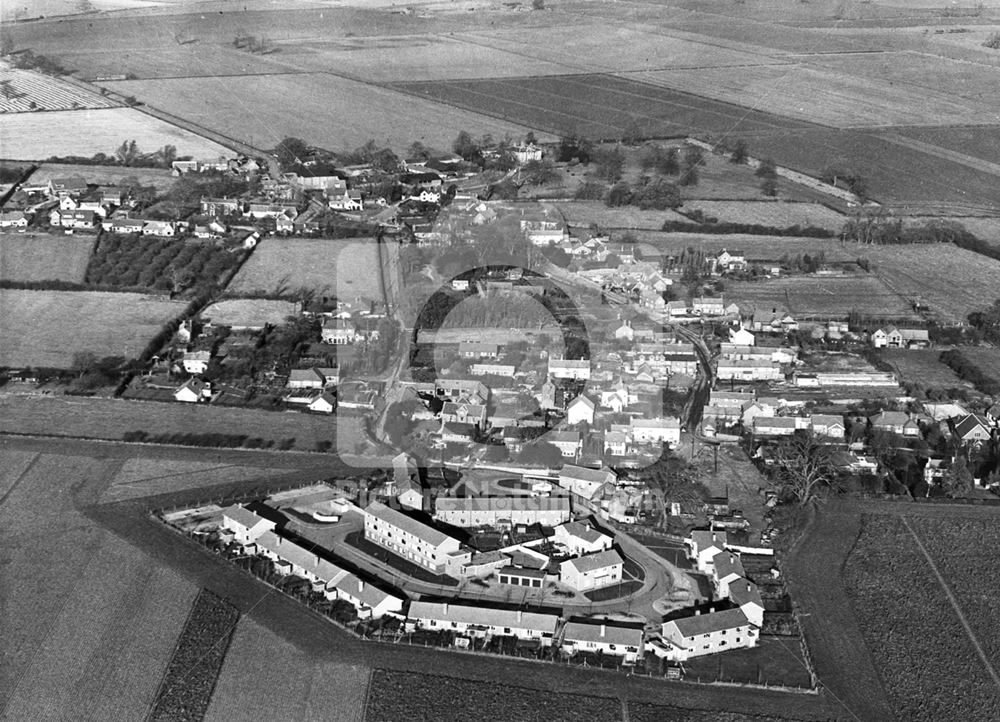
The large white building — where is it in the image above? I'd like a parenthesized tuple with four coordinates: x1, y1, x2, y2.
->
(363, 501, 463, 574)
(407, 601, 559, 645)
(629, 417, 681, 446)
(559, 549, 624, 591)
(433, 495, 570, 528)
(661, 608, 757, 661)
(221, 504, 276, 545)
(553, 521, 613, 556)
(548, 358, 591, 380)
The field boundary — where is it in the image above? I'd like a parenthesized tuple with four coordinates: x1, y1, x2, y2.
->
(901, 515, 1000, 690)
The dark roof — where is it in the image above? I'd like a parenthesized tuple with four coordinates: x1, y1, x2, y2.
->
(244, 500, 288, 528)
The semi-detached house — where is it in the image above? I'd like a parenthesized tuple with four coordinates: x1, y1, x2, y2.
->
(407, 601, 559, 645)
(561, 620, 643, 661)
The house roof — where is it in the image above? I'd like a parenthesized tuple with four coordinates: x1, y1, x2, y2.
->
(690, 530, 727, 554)
(549, 358, 590, 370)
(562, 549, 623, 574)
(667, 608, 751, 638)
(711, 551, 745, 580)
(364, 501, 455, 548)
(557, 521, 609, 545)
(548, 430, 581, 444)
(954, 413, 990, 438)
(408, 601, 559, 633)
(559, 465, 615, 484)
(729, 578, 764, 609)
(435, 496, 570, 513)
(870, 411, 909, 426)
(630, 417, 681, 429)
(334, 571, 400, 609)
(176, 378, 206, 395)
(753, 416, 798, 429)
(810, 414, 845, 428)
(563, 620, 643, 647)
(567, 395, 596, 411)
(498, 565, 546, 579)
(255, 531, 348, 585)
(289, 368, 322, 382)
(221, 504, 271, 530)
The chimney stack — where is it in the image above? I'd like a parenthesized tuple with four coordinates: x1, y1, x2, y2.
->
(517, 610, 523, 623)
(357, 579, 364, 592)
(600, 624, 606, 638)
(443, 602, 449, 615)
(695, 609, 701, 616)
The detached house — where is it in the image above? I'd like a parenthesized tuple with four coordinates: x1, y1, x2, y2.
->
(548, 430, 582, 458)
(565, 394, 596, 425)
(181, 350, 212, 375)
(0, 210, 29, 229)
(869, 411, 920, 437)
(953, 414, 992, 445)
(548, 358, 591, 381)
(661, 608, 757, 661)
(221, 504, 276, 545)
(553, 521, 613, 556)
(560, 549, 623, 591)
(322, 318, 356, 345)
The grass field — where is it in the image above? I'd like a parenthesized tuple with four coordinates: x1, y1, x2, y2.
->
(844, 513, 1000, 721)
(891, 125, 1000, 167)
(201, 298, 299, 328)
(0, 107, 231, 161)
(858, 243, 1000, 323)
(0, 449, 200, 719)
(205, 617, 369, 722)
(0, 395, 360, 452)
(102, 457, 289, 503)
(951, 347, 1000, 385)
(0, 234, 95, 283)
(725, 273, 916, 319)
(679, 201, 845, 231)
(636, 232, 852, 262)
(879, 349, 965, 390)
(0, 64, 120, 112)
(0, 289, 185, 368)
(555, 201, 689, 230)
(101, 73, 554, 153)
(31, 162, 177, 190)
(226, 237, 382, 300)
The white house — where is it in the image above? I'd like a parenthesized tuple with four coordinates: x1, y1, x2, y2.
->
(558, 465, 616, 500)
(561, 621, 644, 661)
(407, 601, 559, 645)
(661, 608, 757, 661)
(710, 551, 745, 598)
(553, 521, 613, 556)
(729, 578, 766, 626)
(717, 359, 783, 382)
(810, 414, 846, 439)
(559, 549, 624, 591)
(363, 501, 462, 574)
(181, 350, 212, 375)
(307, 391, 337, 414)
(603, 430, 628, 457)
(566, 395, 596, 426)
(547, 431, 582, 458)
(329, 571, 404, 619)
(220, 504, 276, 545)
(729, 326, 755, 346)
(433, 495, 570, 528)
(173, 378, 208, 403)
(548, 358, 591, 381)
(322, 318, 356, 345)
(688, 530, 728, 574)
(629, 417, 681, 446)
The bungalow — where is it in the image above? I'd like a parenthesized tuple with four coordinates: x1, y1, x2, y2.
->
(711, 390, 755, 410)
(459, 342, 499, 359)
(953, 413, 992, 445)
(193, 220, 227, 239)
(469, 363, 516, 377)
(716, 359, 782, 382)
(810, 414, 846, 439)
(173, 377, 209, 403)
(247, 201, 299, 219)
(728, 326, 755, 346)
(48, 176, 88, 198)
(363, 500, 462, 574)
(715, 249, 746, 271)
(548, 430, 582, 458)
(288, 368, 326, 390)
(565, 394, 596, 425)
(440, 422, 476, 444)
(661, 609, 757, 661)
(561, 620, 644, 661)
(869, 411, 920, 437)
(142, 220, 175, 237)
(553, 521, 613, 556)
(629, 417, 681, 446)
(560, 549, 624, 591)
(108, 218, 145, 234)
(873, 327, 931, 349)
(752, 416, 802, 437)
(548, 358, 591, 381)
(513, 143, 544, 164)
(330, 572, 404, 619)
(307, 390, 337, 414)
(220, 504, 276, 545)
(440, 402, 487, 428)
(329, 189, 365, 211)
(407, 601, 559, 645)
(49, 209, 97, 229)
(665, 300, 689, 318)
(0, 210, 29, 229)
(181, 350, 212, 375)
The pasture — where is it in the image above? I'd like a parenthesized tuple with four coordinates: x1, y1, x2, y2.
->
(952, 347, 1000, 386)
(205, 617, 369, 722)
(636, 232, 852, 262)
(0, 64, 119, 112)
(725, 273, 916, 319)
(102, 457, 289, 503)
(101, 74, 553, 153)
(32, 162, 177, 190)
(0, 233, 94, 283)
(0, 290, 185, 368)
(0, 449, 199, 720)
(0, 108, 231, 161)
(859, 243, 1000, 323)
(201, 298, 299, 328)
(891, 125, 1000, 167)
(226, 238, 381, 300)
(554, 201, 689, 231)
(879, 349, 965, 390)
(679, 200, 846, 231)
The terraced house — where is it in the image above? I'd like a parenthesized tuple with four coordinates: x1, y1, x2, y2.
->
(363, 501, 463, 574)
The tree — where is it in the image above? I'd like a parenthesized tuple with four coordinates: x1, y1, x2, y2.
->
(115, 139, 140, 166)
(275, 137, 310, 168)
(770, 432, 839, 506)
(634, 178, 681, 210)
(594, 146, 625, 183)
(156, 144, 177, 168)
(452, 131, 481, 162)
(679, 146, 703, 186)
(658, 147, 679, 175)
(760, 176, 778, 197)
(407, 141, 431, 161)
(942, 455, 973, 498)
(755, 157, 777, 178)
(729, 139, 748, 164)
(605, 181, 633, 207)
(371, 147, 401, 174)
(521, 158, 560, 186)
(518, 441, 564, 467)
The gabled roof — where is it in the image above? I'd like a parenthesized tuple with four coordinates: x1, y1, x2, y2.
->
(667, 608, 751, 638)
(408, 601, 558, 633)
(255, 531, 348, 585)
(870, 410, 909, 426)
(436, 496, 569, 513)
(563, 620, 643, 647)
(334, 571, 400, 609)
(364, 501, 455, 547)
(729, 578, 764, 609)
(690, 530, 727, 554)
(954, 413, 991, 438)
(562, 549, 623, 574)
(567, 394, 595, 411)
(557, 521, 609, 545)
(221, 504, 271, 530)
(559, 465, 614, 484)
(711, 551, 745, 580)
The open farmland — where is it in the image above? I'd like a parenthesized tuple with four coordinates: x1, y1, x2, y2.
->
(102, 457, 289, 503)
(554, 201, 688, 231)
(636, 232, 852, 263)
(0, 290, 185, 368)
(205, 617, 368, 722)
(0, 108, 230, 161)
(890, 125, 1000, 167)
(31, 162, 176, 190)
(844, 514, 1000, 721)
(951, 347, 1000, 386)
(201, 298, 298, 328)
(725, 273, 916, 319)
(679, 201, 845, 232)
(858, 243, 1000, 323)
(226, 238, 381, 300)
(0, 234, 95, 283)
(0, 64, 120, 112)
(879, 349, 965, 390)
(0, 395, 359, 452)
(100, 74, 554, 153)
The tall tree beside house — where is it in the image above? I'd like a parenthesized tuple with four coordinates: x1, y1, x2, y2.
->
(407, 141, 431, 161)
(275, 137, 311, 168)
(942, 455, 973, 498)
(452, 131, 481, 163)
(115, 139, 140, 166)
(156, 144, 177, 168)
(770, 432, 839, 506)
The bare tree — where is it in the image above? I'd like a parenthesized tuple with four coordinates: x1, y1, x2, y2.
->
(771, 432, 839, 506)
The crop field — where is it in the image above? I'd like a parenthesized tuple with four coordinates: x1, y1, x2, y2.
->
(0, 64, 120, 112)
(388, 74, 812, 142)
(201, 298, 299, 328)
(101, 74, 553, 153)
(858, 243, 1000, 323)
(0, 107, 231, 161)
(679, 201, 846, 232)
(0, 289, 185, 368)
(366, 669, 624, 722)
(0, 395, 360, 452)
(879, 349, 965, 390)
(31, 161, 177, 190)
(0, 234, 94, 283)
(632, 63, 992, 128)
(844, 514, 1000, 721)
(102, 457, 289, 503)
(890, 125, 1000, 167)
(205, 617, 369, 722)
(226, 238, 381, 300)
(636, 232, 851, 262)
(724, 274, 916, 319)
(555, 201, 689, 230)
(0, 448, 200, 720)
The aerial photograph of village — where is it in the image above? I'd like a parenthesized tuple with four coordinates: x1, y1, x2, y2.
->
(3, 0, 1000, 720)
